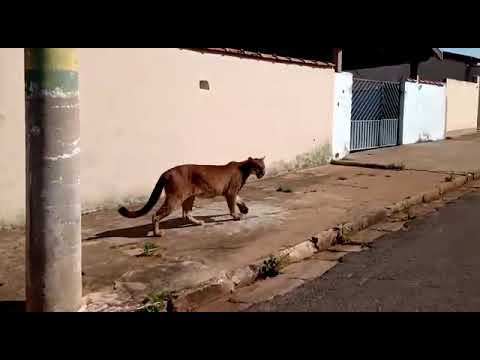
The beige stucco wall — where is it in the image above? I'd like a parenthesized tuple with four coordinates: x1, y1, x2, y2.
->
(0, 48, 335, 227)
(446, 78, 479, 133)
(0, 48, 25, 227)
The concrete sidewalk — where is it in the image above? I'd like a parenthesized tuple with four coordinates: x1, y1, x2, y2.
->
(342, 132, 480, 174)
(1, 133, 480, 311)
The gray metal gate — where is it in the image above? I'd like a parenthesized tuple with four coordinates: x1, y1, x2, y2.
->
(350, 78, 401, 151)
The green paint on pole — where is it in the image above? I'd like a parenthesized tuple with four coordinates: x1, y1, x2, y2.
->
(25, 70, 79, 96)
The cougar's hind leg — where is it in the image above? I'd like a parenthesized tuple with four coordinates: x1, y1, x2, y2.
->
(182, 196, 204, 226)
(182, 196, 195, 218)
(152, 195, 181, 236)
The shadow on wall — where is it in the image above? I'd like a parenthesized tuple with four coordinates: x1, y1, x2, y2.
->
(267, 143, 332, 177)
(0, 215, 24, 231)
(416, 133, 433, 143)
(333, 144, 350, 160)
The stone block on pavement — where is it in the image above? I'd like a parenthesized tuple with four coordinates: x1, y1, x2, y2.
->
(348, 228, 386, 244)
(408, 205, 437, 219)
(438, 181, 457, 195)
(443, 191, 464, 203)
(347, 208, 387, 233)
(172, 278, 235, 312)
(279, 240, 317, 265)
(329, 244, 365, 253)
(122, 248, 145, 257)
(314, 251, 348, 261)
(423, 189, 441, 203)
(311, 229, 338, 251)
(366, 208, 388, 226)
(371, 221, 407, 232)
(195, 298, 251, 312)
(453, 177, 467, 188)
(113, 281, 147, 296)
(389, 211, 409, 221)
(404, 194, 425, 208)
(430, 200, 446, 210)
(230, 276, 304, 305)
(227, 265, 258, 288)
(282, 259, 338, 281)
(386, 195, 422, 215)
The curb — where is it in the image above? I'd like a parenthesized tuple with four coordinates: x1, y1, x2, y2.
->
(330, 159, 405, 170)
(167, 172, 477, 312)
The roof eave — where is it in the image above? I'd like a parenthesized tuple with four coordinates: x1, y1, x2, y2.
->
(432, 48, 443, 60)
(183, 48, 335, 68)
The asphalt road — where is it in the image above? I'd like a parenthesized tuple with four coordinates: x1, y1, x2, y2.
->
(247, 191, 480, 312)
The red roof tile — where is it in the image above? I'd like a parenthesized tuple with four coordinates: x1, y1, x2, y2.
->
(183, 48, 334, 68)
(406, 78, 445, 86)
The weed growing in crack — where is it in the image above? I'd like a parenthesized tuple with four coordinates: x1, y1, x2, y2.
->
(136, 291, 173, 312)
(335, 224, 351, 244)
(385, 162, 405, 170)
(142, 241, 157, 257)
(445, 173, 455, 182)
(258, 256, 281, 280)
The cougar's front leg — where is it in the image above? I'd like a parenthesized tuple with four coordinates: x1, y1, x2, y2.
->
(182, 196, 204, 226)
(236, 196, 249, 215)
(226, 194, 242, 221)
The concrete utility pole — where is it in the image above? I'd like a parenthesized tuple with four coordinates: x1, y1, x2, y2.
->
(333, 48, 343, 73)
(25, 49, 82, 312)
(477, 76, 480, 131)
(410, 60, 419, 80)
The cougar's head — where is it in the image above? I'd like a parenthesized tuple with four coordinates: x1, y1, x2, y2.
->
(248, 156, 266, 179)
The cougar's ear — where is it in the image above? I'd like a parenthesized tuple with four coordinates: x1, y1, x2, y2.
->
(248, 157, 253, 161)
(261, 156, 266, 161)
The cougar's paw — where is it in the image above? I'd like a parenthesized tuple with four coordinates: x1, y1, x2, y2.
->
(231, 214, 243, 221)
(238, 203, 249, 215)
(191, 219, 205, 226)
(152, 229, 165, 237)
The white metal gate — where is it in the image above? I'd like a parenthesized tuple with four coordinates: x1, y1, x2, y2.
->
(350, 78, 401, 151)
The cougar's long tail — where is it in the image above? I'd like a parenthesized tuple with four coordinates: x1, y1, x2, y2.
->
(118, 175, 167, 218)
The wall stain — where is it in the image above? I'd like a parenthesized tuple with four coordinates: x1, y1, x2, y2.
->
(268, 143, 332, 177)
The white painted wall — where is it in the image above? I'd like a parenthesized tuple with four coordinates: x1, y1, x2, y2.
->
(445, 78, 479, 133)
(401, 81, 446, 145)
(331, 72, 353, 159)
(0, 49, 25, 227)
(0, 48, 335, 227)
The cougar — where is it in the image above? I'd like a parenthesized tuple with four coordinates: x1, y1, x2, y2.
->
(118, 157, 266, 236)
